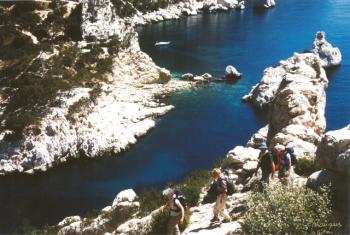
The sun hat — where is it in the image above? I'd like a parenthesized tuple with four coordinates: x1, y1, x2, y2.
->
(258, 143, 268, 150)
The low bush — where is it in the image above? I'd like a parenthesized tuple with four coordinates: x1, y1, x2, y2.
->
(242, 184, 341, 235)
(138, 188, 165, 217)
(295, 157, 321, 177)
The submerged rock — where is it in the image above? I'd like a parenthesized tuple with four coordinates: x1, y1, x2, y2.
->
(312, 31, 342, 68)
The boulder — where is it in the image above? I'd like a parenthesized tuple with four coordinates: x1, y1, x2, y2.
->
(312, 31, 342, 68)
(201, 73, 213, 80)
(306, 170, 337, 191)
(217, 0, 239, 8)
(246, 125, 268, 148)
(112, 189, 137, 207)
(315, 125, 350, 173)
(254, 0, 276, 8)
(222, 146, 260, 168)
(224, 65, 242, 81)
(181, 73, 194, 81)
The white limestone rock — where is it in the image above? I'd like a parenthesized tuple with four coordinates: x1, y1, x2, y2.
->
(58, 216, 81, 227)
(222, 146, 260, 168)
(244, 52, 328, 158)
(112, 189, 137, 207)
(225, 65, 242, 80)
(181, 73, 194, 81)
(312, 31, 342, 68)
(254, 0, 276, 8)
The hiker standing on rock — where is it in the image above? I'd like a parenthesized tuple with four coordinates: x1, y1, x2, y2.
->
(211, 168, 231, 223)
(161, 188, 185, 235)
(255, 143, 275, 184)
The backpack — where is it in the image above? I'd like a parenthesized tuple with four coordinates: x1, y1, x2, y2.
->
(174, 190, 187, 210)
(286, 147, 297, 166)
(225, 177, 235, 196)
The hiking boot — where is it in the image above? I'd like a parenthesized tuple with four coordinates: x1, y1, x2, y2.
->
(210, 216, 219, 222)
(222, 218, 231, 223)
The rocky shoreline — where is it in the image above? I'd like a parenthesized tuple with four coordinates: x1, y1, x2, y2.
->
(0, 0, 285, 175)
(54, 37, 348, 234)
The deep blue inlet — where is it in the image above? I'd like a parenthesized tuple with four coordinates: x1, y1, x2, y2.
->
(1, 0, 349, 232)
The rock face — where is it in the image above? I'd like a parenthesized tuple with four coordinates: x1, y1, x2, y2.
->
(312, 31, 342, 68)
(243, 53, 328, 158)
(57, 189, 140, 235)
(315, 125, 350, 174)
(267, 53, 328, 158)
(81, 0, 129, 41)
(254, 0, 276, 8)
(307, 125, 350, 232)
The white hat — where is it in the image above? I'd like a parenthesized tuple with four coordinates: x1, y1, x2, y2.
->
(274, 143, 285, 151)
(162, 188, 174, 196)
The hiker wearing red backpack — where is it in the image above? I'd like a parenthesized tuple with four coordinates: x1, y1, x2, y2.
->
(273, 143, 291, 184)
(211, 168, 231, 223)
(161, 188, 185, 235)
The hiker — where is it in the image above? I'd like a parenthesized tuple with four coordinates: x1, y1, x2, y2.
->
(255, 143, 275, 183)
(272, 143, 285, 178)
(278, 145, 291, 185)
(161, 188, 185, 235)
(211, 168, 231, 223)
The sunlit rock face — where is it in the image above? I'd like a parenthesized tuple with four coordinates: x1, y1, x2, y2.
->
(81, 0, 131, 41)
(243, 53, 328, 158)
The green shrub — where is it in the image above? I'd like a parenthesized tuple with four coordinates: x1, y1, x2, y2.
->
(178, 170, 211, 207)
(295, 157, 321, 177)
(242, 184, 341, 235)
(138, 188, 165, 217)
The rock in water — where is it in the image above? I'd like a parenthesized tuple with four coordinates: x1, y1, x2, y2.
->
(312, 31, 342, 68)
(225, 65, 242, 81)
(254, 0, 276, 8)
(181, 73, 194, 81)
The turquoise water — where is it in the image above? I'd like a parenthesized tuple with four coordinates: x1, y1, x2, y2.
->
(1, 0, 349, 232)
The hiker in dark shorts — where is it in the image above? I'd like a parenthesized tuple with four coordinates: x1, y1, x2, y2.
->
(161, 188, 185, 235)
(211, 168, 231, 223)
(255, 143, 275, 184)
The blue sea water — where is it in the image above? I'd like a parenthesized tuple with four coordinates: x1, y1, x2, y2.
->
(1, 0, 349, 232)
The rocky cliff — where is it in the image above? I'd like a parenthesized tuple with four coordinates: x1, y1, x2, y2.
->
(56, 51, 325, 235)
(0, 0, 194, 175)
(243, 52, 328, 158)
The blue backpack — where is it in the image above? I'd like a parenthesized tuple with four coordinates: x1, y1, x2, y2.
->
(174, 190, 187, 209)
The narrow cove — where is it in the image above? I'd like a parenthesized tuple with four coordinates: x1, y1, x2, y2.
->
(1, 0, 350, 232)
